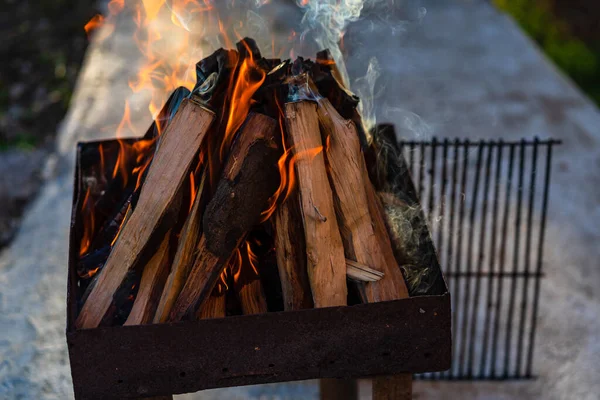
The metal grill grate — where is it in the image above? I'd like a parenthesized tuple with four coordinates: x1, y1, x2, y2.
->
(402, 138, 560, 380)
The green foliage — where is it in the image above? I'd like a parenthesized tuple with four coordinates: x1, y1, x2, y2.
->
(495, 0, 600, 105)
(0, 133, 38, 152)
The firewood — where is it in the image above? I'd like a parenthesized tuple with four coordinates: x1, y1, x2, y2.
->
(76, 98, 215, 329)
(153, 172, 208, 323)
(319, 379, 358, 400)
(284, 101, 347, 307)
(274, 195, 313, 311)
(167, 113, 280, 321)
(316, 98, 409, 302)
(237, 279, 268, 315)
(195, 288, 226, 320)
(124, 232, 171, 326)
(345, 259, 384, 282)
(234, 245, 268, 315)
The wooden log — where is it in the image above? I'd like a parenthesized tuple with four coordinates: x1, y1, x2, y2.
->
(168, 113, 280, 321)
(124, 232, 171, 326)
(76, 98, 215, 329)
(284, 101, 347, 307)
(195, 286, 226, 320)
(319, 378, 358, 400)
(373, 374, 412, 400)
(317, 99, 412, 397)
(345, 259, 384, 282)
(316, 98, 409, 302)
(274, 195, 314, 311)
(237, 278, 268, 315)
(234, 245, 268, 315)
(153, 172, 208, 323)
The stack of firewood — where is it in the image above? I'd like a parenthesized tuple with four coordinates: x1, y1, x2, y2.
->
(74, 38, 412, 330)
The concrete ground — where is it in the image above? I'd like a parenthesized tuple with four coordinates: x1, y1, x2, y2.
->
(1, 0, 599, 399)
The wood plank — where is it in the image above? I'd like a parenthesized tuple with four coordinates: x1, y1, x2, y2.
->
(154, 172, 207, 323)
(274, 195, 314, 311)
(124, 232, 171, 326)
(76, 98, 215, 329)
(284, 101, 347, 307)
(167, 113, 279, 321)
(317, 97, 409, 302)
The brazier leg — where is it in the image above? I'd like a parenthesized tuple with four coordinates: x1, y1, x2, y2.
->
(319, 378, 358, 400)
(372, 374, 412, 400)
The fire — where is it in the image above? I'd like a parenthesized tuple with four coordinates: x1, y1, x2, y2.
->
(79, 190, 96, 256)
(189, 172, 197, 212)
(84, 15, 105, 38)
(231, 240, 260, 285)
(261, 145, 323, 222)
(220, 42, 267, 160)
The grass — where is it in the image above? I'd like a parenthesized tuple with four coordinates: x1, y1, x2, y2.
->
(495, 0, 600, 105)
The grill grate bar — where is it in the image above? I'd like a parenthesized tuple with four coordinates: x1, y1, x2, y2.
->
(399, 138, 558, 380)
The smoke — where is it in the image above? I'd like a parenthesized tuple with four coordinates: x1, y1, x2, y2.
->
(353, 57, 381, 132)
(296, 0, 365, 87)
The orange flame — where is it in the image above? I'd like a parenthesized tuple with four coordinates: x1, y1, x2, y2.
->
(220, 43, 267, 160)
(188, 172, 196, 212)
(245, 240, 259, 275)
(231, 240, 261, 285)
(261, 145, 323, 222)
(84, 15, 105, 38)
(79, 189, 96, 256)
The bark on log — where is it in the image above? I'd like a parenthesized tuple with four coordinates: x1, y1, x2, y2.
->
(153, 172, 208, 323)
(76, 98, 215, 329)
(124, 232, 171, 326)
(284, 101, 347, 307)
(316, 98, 409, 302)
(168, 113, 280, 321)
(274, 195, 313, 311)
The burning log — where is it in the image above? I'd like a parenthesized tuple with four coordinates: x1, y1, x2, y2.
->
(317, 97, 408, 302)
(153, 172, 208, 323)
(233, 243, 268, 315)
(167, 112, 279, 321)
(124, 232, 171, 326)
(76, 98, 215, 329)
(284, 101, 347, 307)
(274, 196, 313, 311)
(195, 285, 227, 320)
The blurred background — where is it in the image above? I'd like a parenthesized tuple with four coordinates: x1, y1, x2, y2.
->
(1, 0, 600, 399)
(2, 0, 600, 249)
(1, 0, 599, 251)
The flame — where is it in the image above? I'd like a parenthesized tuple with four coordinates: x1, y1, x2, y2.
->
(261, 145, 323, 222)
(110, 203, 131, 247)
(80, 267, 100, 279)
(220, 42, 267, 160)
(108, 0, 125, 15)
(84, 15, 105, 38)
(245, 240, 259, 275)
(79, 189, 96, 256)
(188, 172, 196, 212)
(231, 240, 260, 286)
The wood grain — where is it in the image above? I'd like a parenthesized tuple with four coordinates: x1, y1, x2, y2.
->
(76, 99, 215, 329)
(124, 232, 171, 326)
(317, 97, 409, 302)
(285, 101, 347, 307)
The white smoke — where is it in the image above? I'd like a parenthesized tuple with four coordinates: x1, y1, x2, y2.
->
(296, 0, 366, 87)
